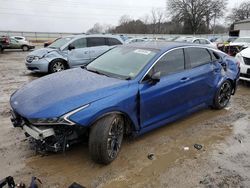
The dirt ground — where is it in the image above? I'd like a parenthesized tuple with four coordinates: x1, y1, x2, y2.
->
(0, 49, 250, 188)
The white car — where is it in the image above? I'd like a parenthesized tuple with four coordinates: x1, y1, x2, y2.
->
(235, 47, 250, 82)
(230, 37, 250, 48)
(175, 37, 217, 48)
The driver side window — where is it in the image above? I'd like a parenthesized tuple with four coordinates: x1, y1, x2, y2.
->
(149, 48, 185, 78)
(70, 38, 87, 49)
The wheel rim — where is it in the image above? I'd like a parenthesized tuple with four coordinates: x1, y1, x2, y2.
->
(23, 46, 28, 51)
(218, 82, 231, 107)
(107, 117, 123, 159)
(52, 62, 65, 72)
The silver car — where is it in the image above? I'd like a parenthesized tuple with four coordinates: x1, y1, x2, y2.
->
(25, 34, 124, 73)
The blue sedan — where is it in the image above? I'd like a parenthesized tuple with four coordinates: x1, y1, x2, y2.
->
(10, 42, 240, 164)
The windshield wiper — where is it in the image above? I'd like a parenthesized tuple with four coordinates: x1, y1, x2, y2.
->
(86, 68, 110, 77)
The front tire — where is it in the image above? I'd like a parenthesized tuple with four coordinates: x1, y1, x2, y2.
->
(213, 80, 232, 109)
(89, 115, 124, 164)
(49, 59, 67, 73)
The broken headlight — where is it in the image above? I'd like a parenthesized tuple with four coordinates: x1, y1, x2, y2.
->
(29, 104, 90, 126)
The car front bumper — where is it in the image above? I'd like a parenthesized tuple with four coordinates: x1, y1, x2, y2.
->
(25, 58, 49, 73)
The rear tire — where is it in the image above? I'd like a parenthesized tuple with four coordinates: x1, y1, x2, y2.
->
(48, 59, 67, 73)
(213, 80, 232, 109)
(89, 114, 124, 164)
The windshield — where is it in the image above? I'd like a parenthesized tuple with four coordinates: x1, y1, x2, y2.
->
(48, 37, 73, 49)
(233, 38, 250, 43)
(86, 47, 158, 79)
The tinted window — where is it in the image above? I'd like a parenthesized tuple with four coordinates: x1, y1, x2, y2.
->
(193, 39, 200, 44)
(151, 49, 185, 77)
(199, 39, 210, 44)
(87, 37, 105, 47)
(210, 51, 221, 61)
(187, 47, 211, 68)
(71, 38, 87, 49)
(107, 38, 122, 45)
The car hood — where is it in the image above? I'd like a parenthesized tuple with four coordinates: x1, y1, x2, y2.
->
(239, 47, 250, 58)
(10, 68, 127, 119)
(28, 47, 58, 58)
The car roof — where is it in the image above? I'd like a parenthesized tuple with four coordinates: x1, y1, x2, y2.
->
(122, 41, 206, 51)
(64, 34, 122, 39)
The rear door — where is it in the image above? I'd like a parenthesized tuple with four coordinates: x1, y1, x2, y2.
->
(183, 47, 217, 106)
(67, 38, 90, 67)
(139, 48, 193, 128)
(87, 37, 111, 60)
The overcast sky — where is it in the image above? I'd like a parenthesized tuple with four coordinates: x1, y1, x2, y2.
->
(0, 0, 248, 33)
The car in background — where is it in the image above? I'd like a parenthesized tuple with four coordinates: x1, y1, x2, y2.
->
(1, 36, 34, 52)
(125, 38, 147, 43)
(175, 37, 217, 48)
(25, 34, 124, 73)
(229, 37, 250, 48)
(10, 42, 240, 164)
(213, 36, 238, 48)
(0, 36, 10, 52)
(11, 36, 27, 42)
(235, 47, 250, 82)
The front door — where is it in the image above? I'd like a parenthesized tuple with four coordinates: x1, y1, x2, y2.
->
(68, 38, 90, 67)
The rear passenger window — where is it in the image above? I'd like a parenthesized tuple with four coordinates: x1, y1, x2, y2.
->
(186, 47, 211, 68)
(87, 37, 105, 47)
(107, 38, 122, 46)
(152, 49, 185, 77)
(71, 38, 87, 49)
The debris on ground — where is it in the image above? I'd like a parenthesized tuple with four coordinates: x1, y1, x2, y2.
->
(183, 147, 189, 151)
(147, 153, 155, 160)
(194, 144, 203, 150)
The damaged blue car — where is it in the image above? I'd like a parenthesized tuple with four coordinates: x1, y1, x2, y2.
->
(10, 42, 240, 164)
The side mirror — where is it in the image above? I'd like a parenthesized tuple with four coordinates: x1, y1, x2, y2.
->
(68, 44, 75, 51)
(149, 71, 161, 84)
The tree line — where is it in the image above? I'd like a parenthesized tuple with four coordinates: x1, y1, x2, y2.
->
(87, 0, 250, 35)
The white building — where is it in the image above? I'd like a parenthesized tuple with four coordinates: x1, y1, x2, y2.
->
(234, 19, 250, 37)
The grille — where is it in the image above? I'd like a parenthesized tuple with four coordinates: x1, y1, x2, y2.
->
(243, 57, 250, 65)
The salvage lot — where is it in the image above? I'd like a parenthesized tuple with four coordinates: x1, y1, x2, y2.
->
(0, 49, 250, 187)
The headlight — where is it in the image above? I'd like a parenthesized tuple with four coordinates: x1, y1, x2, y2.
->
(33, 56, 40, 61)
(29, 104, 89, 126)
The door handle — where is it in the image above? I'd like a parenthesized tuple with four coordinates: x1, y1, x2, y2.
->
(180, 77, 190, 82)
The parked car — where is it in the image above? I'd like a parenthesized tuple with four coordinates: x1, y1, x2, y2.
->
(0, 36, 10, 52)
(235, 47, 250, 82)
(25, 34, 124, 73)
(175, 37, 217, 48)
(3, 37, 34, 51)
(125, 38, 147, 43)
(229, 37, 250, 48)
(11, 36, 27, 42)
(213, 36, 238, 48)
(10, 42, 240, 164)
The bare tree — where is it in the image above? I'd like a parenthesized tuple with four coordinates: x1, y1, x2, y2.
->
(228, 2, 250, 22)
(150, 8, 165, 34)
(87, 23, 104, 34)
(167, 0, 227, 34)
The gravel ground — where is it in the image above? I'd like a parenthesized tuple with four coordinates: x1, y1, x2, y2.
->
(0, 49, 250, 188)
